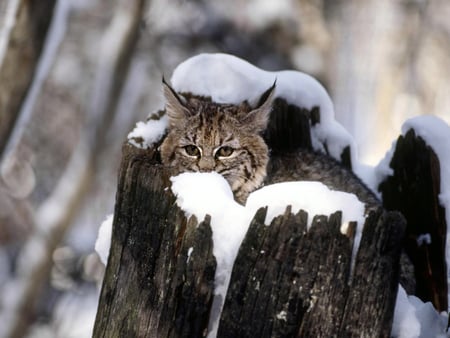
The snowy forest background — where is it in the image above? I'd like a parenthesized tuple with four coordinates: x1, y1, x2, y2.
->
(1, 0, 450, 337)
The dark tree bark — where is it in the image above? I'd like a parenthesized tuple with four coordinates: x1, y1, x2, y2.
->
(94, 142, 405, 338)
(264, 100, 352, 169)
(379, 129, 448, 312)
(0, 1, 149, 337)
(93, 145, 216, 338)
(218, 207, 405, 338)
(0, 0, 56, 154)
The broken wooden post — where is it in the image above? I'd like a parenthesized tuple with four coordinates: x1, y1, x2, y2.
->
(219, 207, 405, 338)
(93, 145, 216, 337)
(93, 141, 405, 337)
(379, 128, 448, 312)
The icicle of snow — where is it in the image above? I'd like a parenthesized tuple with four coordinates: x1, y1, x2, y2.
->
(186, 247, 194, 263)
(95, 214, 113, 265)
(171, 172, 250, 338)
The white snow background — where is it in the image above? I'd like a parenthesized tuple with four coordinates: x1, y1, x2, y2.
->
(95, 53, 450, 337)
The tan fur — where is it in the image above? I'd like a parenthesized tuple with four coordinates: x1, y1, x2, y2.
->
(160, 81, 274, 204)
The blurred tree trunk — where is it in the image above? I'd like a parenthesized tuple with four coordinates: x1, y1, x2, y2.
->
(325, 0, 450, 164)
(0, 0, 56, 155)
(0, 1, 148, 337)
(325, 0, 398, 164)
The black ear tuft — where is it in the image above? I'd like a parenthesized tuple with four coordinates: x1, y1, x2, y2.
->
(162, 77, 185, 105)
(242, 81, 276, 133)
(256, 79, 277, 108)
(162, 78, 190, 128)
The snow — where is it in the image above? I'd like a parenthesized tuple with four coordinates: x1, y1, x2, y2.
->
(392, 286, 422, 338)
(187, 247, 193, 263)
(95, 214, 113, 265)
(170, 172, 365, 337)
(247, 181, 365, 268)
(403, 116, 450, 314)
(401, 116, 450, 244)
(116, 55, 450, 337)
(26, 288, 99, 338)
(371, 115, 450, 337)
(391, 285, 448, 338)
(376, 115, 450, 231)
(352, 161, 382, 198)
(127, 115, 168, 148)
(245, 0, 295, 29)
(276, 310, 288, 321)
(375, 115, 450, 315)
(416, 233, 432, 247)
(372, 139, 396, 192)
(246, 181, 365, 229)
(95, 174, 366, 338)
(170, 53, 355, 163)
(51, 289, 98, 338)
(171, 172, 249, 338)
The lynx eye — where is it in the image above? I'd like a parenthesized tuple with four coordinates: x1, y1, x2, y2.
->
(215, 146, 234, 158)
(184, 145, 201, 157)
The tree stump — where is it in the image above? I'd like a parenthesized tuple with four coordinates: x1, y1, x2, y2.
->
(93, 145, 216, 338)
(264, 99, 352, 169)
(379, 129, 448, 312)
(93, 141, 406, 337)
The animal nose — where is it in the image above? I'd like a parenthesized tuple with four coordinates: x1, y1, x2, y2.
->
(198, 156, 215, 171)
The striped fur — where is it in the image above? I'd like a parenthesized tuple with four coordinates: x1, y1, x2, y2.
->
(160, 81, 274, 204)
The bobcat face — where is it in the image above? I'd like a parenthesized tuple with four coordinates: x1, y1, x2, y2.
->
(160, 79, 275, 203)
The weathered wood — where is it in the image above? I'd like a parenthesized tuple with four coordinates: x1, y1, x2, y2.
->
(218, 209, 354, 337)
(340, 210, 405, 337)
(93, 145, 216, 338)
(94, 142, 405, 337)
(94, 86, 409, 336)
(219, 207, 404, 338)
(263, 100, 352, 169)
(264, 98, 313, 153)
(379, 129, 448, 312)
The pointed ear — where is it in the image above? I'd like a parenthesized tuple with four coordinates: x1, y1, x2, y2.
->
(162, 77, 190, 128)
(242, 80, 276, 132)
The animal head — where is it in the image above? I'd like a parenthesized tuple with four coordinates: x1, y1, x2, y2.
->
(160, 79, 275, 203)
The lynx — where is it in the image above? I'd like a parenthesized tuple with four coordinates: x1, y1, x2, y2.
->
(160, 79, 380, 209)
(160, 79, 275, 204)
(158, 78, 412, 289)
